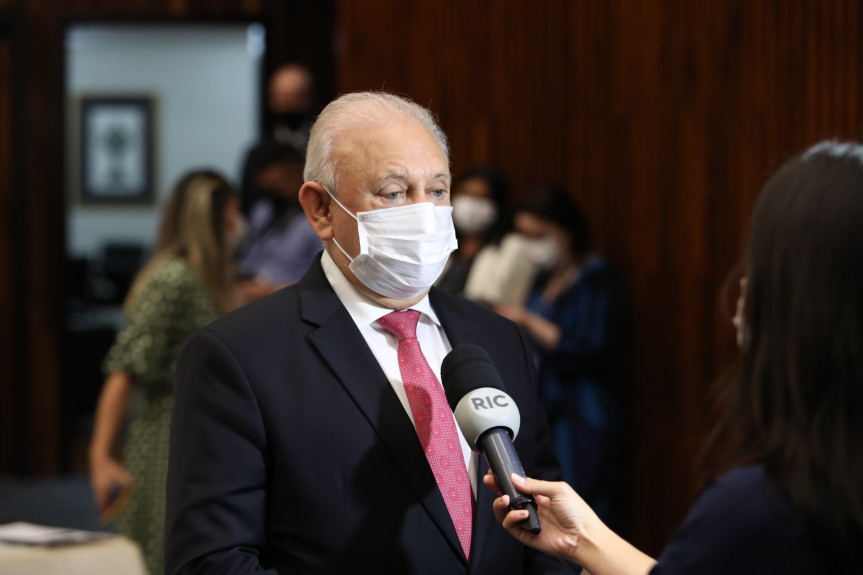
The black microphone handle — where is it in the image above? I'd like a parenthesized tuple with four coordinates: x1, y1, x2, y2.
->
(477, 428, 541, 534)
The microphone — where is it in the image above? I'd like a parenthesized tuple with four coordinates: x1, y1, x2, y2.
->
(441, 344, 541, 534)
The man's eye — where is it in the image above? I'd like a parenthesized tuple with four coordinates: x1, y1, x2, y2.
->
(430, 188, 446, 198)
(384, 191, 401, 200)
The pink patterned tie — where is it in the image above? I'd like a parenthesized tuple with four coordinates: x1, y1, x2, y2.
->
(377, 310, 473, 560)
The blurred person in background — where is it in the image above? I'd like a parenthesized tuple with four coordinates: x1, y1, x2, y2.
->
(88, 170, 243, 575)
(240, 63, 315, 216)
(494, 186, 627, 526)
(437, 165, 512, 294)
(235, 142, 322, 302)
(486, 142, 863, 574)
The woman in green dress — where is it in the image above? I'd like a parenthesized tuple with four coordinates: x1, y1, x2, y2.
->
(88, 170, 244, 575)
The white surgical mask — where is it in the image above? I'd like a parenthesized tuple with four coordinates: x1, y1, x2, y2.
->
(525, 236, 562, 270)
(327, 191, 458, 300)
(451, 195, 498, 235)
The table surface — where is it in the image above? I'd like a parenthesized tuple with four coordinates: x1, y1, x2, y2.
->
(0, 535, 147, 575)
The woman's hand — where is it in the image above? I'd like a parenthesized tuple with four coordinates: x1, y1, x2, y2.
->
(90, 456, 133, 511)
(483, 471, 594, 563)
(483, 471, 657, 575)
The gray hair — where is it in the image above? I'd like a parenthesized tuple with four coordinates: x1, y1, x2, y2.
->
(802, 140, 863, 164)
(303, 91, 450, 194)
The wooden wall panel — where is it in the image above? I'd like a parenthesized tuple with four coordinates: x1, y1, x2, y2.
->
(0, 8, 26, 474)
(0, 37, 11, 471)
(338, 0, 863, 553)
(0, 3, 39, 476)
(22, 0, 64, 476)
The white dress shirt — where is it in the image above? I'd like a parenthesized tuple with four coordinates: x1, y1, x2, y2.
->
(321, 251, 479, 497)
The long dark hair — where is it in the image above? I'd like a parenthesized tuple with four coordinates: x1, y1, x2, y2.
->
(707, 142, 863, 566)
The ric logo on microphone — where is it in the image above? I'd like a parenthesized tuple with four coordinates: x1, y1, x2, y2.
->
(442, 344, 541, 534)
(453, 388, 521, 450)
(471, 394, 510, 409)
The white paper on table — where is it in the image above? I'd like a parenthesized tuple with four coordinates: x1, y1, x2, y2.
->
(0, 522, 113, 547)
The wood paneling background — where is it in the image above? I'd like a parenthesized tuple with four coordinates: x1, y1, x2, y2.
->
(338, 0, 863, 552)
(0, 5, 29, 475)
(2, 0, 862, 556)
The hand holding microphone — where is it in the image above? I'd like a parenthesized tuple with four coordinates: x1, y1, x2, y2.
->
(441, 346, 657, 573)
(441, 344, 541, 534)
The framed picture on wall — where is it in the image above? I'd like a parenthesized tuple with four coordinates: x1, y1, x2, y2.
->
(80, 96, 154, 203)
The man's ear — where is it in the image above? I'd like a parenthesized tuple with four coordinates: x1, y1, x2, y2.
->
(299, 181, 334, 241)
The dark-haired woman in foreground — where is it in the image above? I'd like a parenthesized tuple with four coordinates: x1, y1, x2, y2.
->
(485, 142, 863, 573)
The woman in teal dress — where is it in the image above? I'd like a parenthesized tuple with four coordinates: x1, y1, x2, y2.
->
(88, 170, 244, 575)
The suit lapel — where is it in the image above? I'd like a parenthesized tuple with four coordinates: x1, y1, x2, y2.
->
(429, 288, 473, 350)
(299, 266, 466, 563)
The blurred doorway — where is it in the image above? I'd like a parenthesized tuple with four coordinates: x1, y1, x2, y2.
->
(62, 22, 264, 471)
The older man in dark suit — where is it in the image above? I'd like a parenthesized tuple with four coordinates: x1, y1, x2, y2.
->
(165, 91, 576, 575)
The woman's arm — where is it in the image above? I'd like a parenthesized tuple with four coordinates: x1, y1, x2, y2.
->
(484, 472, 656, 575)
(493, 304, 562, 351)
(88, 371, 134, 510)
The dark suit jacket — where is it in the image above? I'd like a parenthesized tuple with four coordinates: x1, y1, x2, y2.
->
(165, 257, 576, 575)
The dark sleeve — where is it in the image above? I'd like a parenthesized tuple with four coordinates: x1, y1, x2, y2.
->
(652, 468, 819, 574)
(552, 266, 626, 372)
(165, 328, 277, 575)
(651, 485, 738, 575)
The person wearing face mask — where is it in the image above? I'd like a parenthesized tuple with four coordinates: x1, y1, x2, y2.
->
(88, 170, 242, 575)
(494, 186, 627, 529)
(238, 63, 316, 216)
(436, 166, 512, 294)
(235, 142, 322, 302)
(165, 92, 575, 575)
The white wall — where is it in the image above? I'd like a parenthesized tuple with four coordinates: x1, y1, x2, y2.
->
(66, 24, 263, 259)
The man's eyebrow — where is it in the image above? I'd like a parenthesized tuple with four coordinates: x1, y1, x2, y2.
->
(375, 172, 452, 186)
(421, 172, 452, 186)
(377, 172, 407, 184)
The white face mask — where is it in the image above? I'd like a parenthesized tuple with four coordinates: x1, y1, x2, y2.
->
(327, 191, 458, 300)
(451, 195, 498, 235)
(525, 235, 562, 270)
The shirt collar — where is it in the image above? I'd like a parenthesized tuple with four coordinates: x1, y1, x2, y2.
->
(320, 250, 441, 329)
